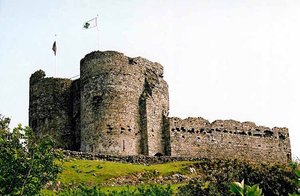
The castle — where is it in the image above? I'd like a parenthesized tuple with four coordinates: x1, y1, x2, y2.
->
(29, 51, 291, 163)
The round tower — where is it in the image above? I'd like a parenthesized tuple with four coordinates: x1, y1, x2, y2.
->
(80, 51, 146, 155)
(29, 70, 75, 149)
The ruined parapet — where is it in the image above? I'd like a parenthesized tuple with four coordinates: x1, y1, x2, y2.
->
(169, 117, 291, 163)
(29, 70, 76, 149)
(80, 51, 169, 155)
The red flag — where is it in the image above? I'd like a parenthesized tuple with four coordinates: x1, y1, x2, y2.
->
(52, 41, 57, 56)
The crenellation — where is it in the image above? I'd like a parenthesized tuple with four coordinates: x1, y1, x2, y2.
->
(169, 117, 290, 140)
(169, 116, 291, 162)
(29, 50, 291, 163)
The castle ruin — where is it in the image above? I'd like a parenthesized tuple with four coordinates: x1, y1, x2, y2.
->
(29, 51, 291, 163)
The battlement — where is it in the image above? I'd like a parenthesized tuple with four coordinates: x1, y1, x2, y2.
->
(80, 51, 164, 81)
(169, 117, 289, 140)
(29, 50, 291, 163)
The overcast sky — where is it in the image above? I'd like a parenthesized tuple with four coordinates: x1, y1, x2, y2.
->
(0, 0, 299, 159)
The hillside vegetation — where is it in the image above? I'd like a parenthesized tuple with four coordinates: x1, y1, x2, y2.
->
(2, 115, 298, 195)
(58, 159, 191, 186)
(43, 158, 299, 195)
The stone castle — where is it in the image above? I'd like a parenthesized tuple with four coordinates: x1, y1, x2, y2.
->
(29, 51, 291, 163)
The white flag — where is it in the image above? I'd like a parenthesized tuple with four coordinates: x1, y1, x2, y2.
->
(83, 17, 97, 29)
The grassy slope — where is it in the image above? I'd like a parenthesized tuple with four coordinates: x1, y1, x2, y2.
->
(58, 159, 192, 186)
(44, 158, 297, 195)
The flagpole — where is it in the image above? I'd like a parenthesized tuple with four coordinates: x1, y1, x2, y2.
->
(96, 14, 100, 51)
(55, 34, 57, 77)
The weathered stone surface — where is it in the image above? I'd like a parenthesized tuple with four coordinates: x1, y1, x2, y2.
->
(169, 117, 291, 163)
(29, 70, 75, 149)
(29, 51, 169, 156)
(80, 51, 169, 155)
(29, 50, 291, 163)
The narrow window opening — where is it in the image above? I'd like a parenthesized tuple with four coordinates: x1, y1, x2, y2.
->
(123, 140, 125, 151)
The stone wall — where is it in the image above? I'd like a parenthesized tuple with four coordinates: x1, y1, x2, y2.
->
(63, 150, 208, 164)
(135, 57, 170, 156)
(29, 70, 76, 149)
(169, 117, 291, 163)
(80, 51, 169, 156)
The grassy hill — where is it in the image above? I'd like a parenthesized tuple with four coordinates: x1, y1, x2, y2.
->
(59, 159, 192, 186)
(43, 159, 193, 195)
(43, 158, 298, 195)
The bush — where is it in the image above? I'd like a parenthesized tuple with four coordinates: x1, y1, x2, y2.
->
(56, 184, 105, 196)
(0, 115, 63, 195)
(178, 158, 298, 196)
(176, 179, 221, 196)
(54, 184, 173, 196)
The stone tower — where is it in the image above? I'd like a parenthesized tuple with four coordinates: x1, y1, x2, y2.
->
(80, 51, 169, 155)
(29, 51, 170, 156)
(29, 70, 77, 150)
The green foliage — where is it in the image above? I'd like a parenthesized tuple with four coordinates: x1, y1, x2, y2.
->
(0, 115, 63, 195)
(52, 184, 173, 196)
(176, 179, 220, 196)
(289, 162, 300, 196)
(56, 184, 105, 196)
(178, 159, 298, 196)
(230, 180, 262, 196)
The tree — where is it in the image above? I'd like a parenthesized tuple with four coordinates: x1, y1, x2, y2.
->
(289, 161, 300, 196)
(0, 114, 63, 195)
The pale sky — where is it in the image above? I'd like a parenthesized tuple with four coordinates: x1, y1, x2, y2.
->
(0, 0, 299, 159)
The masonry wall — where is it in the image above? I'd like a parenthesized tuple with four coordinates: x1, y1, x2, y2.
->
(79, 51, 169, 156)
(169, 117, 291, 163)
(135, 57, 170, 156)
(29, 70, 76, 149)
(80, 51, 143, 155)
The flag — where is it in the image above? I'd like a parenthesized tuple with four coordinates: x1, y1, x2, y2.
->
(52, 41, 57, 56)
(83, 17, 97, 29)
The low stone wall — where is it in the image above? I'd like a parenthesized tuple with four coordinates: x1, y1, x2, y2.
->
(63, 150, 207, 164)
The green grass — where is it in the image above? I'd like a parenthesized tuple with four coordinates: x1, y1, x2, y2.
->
(43, 159, 191, 195)
(58, 159, 192, 186)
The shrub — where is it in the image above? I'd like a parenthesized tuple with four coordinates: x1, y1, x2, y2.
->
(55, 184, 173, 196)
(176, 179, 221, 196)
(0, 115, 63, 195)
(178, 158, 298, 196)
